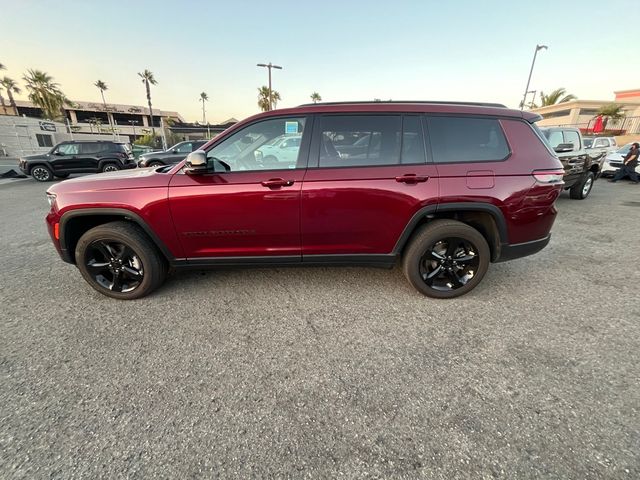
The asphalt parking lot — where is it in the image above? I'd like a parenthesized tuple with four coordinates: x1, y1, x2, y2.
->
(1, 175, 638, 479)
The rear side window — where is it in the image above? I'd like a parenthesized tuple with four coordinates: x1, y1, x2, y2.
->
(80, 143, 103, 154)
(317, 115, 425, 167)
(428, 116, 509, 163)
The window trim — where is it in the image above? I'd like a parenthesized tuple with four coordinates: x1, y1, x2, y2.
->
(425, 114, 512, 165)
(193, 114, 313, 175)
(308, 113, 428, 170)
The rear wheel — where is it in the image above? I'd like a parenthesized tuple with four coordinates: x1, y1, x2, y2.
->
(570, 171, 594, 199)
(102, 163, 120, 173)
(75, 221, 167, 299)
(31, 165, 53, 182)
(402, 220, 490, 298)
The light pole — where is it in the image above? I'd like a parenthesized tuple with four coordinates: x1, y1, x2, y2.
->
(257, 62, 283, 110)
(521, 44, 547, 110)
(128, 119, 139, 139)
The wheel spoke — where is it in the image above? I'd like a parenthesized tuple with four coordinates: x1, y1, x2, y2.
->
(447, 269, 465, 287)
(428, 250, 445, 261)
(86, 261, 110, 273)
(122, 265, 142, 279)
(455, 253, 476, 263)
(94, 241, 115, 260)
(424, 264, 443, 280)
(111, 271, 123, 292)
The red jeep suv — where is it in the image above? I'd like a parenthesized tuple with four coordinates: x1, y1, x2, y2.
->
(45, 101, 564, 300)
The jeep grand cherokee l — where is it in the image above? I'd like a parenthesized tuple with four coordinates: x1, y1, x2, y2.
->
(45, 101, 564, 300)
(20, 140, 135, 181)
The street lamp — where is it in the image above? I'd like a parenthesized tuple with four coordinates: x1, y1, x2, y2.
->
(257, 62, 283, 110)
(521, 44, 548, 111)
(127, 119, 139, 139)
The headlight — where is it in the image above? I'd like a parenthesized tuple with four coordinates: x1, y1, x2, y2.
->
(46, 192, 57, 207)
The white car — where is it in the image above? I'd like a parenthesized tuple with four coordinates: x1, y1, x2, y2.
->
(254, 134, 302, 167)
(601, 142, 640, 177)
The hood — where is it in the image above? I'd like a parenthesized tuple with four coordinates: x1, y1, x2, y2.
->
(605, 152, 624, 161)
(23, 152, 51, 160)
(48, 167, 172, 196)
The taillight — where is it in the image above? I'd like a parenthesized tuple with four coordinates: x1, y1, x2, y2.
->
(533, 169, 565, 184)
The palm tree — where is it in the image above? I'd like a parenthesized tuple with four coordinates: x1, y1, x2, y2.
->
(1, 76, 21, 114)
(94, 80, 114, 136)
(22, 69, 70, 120)
(138, 69, 157, 138)
(0, 63, 5, 71)
(257, 86, 281, 112)
(598, 104, 625, 129)
(310, 92, 322, 104)
(538, 88, 576, 107)
(199, 92, 208, 124)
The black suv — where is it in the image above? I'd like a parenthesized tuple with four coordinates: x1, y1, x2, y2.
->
(539, 127, 601, 199)
(137, 140, 208, 167)
(19, 141, 135, 182)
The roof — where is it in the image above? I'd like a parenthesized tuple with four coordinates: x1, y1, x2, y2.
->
(14, 99, 184, 120)
(236, 101, 539, 127)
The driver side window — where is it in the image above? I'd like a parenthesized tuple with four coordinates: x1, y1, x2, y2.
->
(57, 143, 80, 155)
(206, 117, 306, 172)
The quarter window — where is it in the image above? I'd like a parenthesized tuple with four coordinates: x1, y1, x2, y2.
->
(206, 117, 306, 172)
(429, 116, 509, 163)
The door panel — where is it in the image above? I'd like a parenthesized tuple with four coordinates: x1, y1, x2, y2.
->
(169, 170, 304, 258)
(301, 114, 438, 256)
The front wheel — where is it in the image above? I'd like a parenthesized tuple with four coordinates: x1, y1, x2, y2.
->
(75, 221, 167, 299)
(31, 165, 53, 182)
(147, 160, 164, 167)
(402, 220, 490, 299)
(570, 171, 594, 199)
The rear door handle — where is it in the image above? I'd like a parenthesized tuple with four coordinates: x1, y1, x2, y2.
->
(261, 178, 294, 189)
(395, 174, 428, 184)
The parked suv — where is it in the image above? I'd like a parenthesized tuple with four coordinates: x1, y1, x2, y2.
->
(19, 140, 135, 182)
(137, 140, 207, 167)
(539, 127, 601, 199)
(45, 101, 564, 300)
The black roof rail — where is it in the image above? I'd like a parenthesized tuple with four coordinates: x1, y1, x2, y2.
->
(298, 100, 507, 108)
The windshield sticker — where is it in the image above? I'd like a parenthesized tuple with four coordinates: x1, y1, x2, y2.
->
(285, 121, 298, 134)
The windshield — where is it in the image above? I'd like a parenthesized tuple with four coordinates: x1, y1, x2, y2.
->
(583, 138, 594, 148)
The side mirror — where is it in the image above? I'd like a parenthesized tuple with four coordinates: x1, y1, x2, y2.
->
(171, 149, 178, 154)
(184, 150, 208, 175)
(554, 143, 574, 153)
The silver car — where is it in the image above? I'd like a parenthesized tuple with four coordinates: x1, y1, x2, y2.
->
(601, 142, 640, 177)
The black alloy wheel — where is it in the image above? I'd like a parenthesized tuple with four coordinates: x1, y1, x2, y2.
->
(419, 237, 480, 291)
(403, 220, 490, 298)
(84, 240, 144, 293)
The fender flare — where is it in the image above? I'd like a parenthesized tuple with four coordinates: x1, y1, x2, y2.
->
(58, 208, 176, 263)
(391, 202, 509, 254)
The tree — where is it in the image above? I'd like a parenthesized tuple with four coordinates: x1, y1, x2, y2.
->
(257, 86, 281, 112)
(538, 88, 576, 107)
(598, 104, 625, 129)
(199, 92, 208, 124)
(94, 80, 114, 135)
(310, 92, 322, 104)
(138, 69, 157, 138)
(0, 77, 21, 114)
(0, 63, 5, 71)
(22, 69, 71, 120)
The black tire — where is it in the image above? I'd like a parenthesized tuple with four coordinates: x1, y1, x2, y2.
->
(147, 160, 164, 167)
(570, 171, 594, 199)
(402, 220, 490, 299)
(31, 165, 53, 182)
(55, 173, 70, 179)
(101, 163, 120, 173)
(75, 221, 167, 300)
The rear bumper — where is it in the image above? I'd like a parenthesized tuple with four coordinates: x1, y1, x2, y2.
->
(495, 235, 550, 263)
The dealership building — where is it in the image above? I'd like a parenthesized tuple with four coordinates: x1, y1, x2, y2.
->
(530, 88, 640, 141)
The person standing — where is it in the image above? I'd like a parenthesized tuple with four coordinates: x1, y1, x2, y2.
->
(611, 142, 639, 184)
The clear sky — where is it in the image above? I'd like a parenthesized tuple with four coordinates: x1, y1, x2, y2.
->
(2, 0, 638, 123)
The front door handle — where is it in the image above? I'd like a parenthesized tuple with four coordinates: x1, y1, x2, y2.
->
(261, 178, 294, 189)
(395, 174, 428, 184)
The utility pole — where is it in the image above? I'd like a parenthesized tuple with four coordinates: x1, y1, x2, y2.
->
(257, 62, 283, 110)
